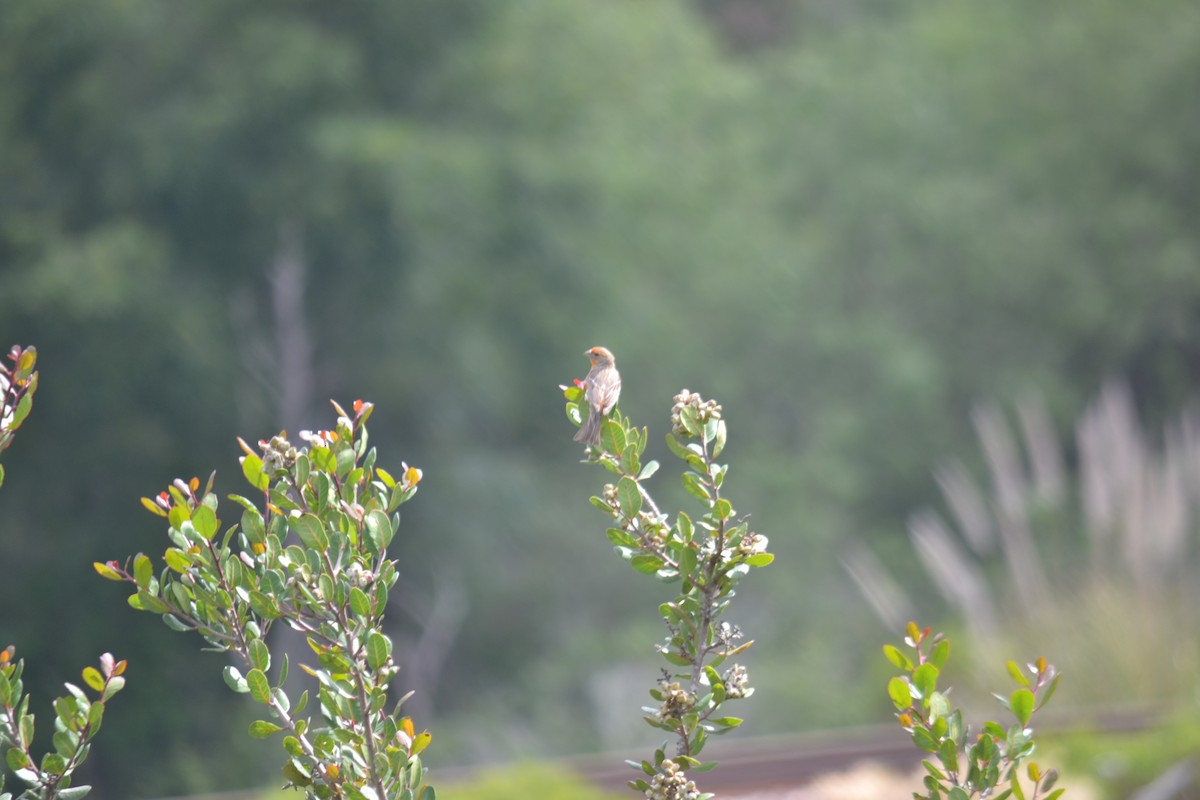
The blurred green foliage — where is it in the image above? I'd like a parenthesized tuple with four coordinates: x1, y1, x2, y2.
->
(1049, 715, 1200, 800)
(1, 0, 1198, 796)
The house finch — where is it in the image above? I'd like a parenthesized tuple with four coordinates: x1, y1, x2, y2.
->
(574, 346, 621, 446)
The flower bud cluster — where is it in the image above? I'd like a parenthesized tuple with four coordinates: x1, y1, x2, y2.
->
(645, 759, 700, 800)
(736, 532, 768, 558)
(601, 484, 621, 517)
(716, 621, 743, 647)
(637, 511, 670, 546)
(262, 434, 298, 473)
(346, 561, 376, 587)
(723, 663, 750, 699)
(656, 680, 694, 721)
(670, 390, 722, 437)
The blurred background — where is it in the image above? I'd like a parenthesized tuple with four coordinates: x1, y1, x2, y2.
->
(2, 0, 1200, 797)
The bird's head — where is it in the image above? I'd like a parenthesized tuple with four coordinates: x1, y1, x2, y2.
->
(585, 346, 616, 367)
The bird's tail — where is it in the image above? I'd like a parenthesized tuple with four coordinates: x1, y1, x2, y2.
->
(574, 411, 601, 445)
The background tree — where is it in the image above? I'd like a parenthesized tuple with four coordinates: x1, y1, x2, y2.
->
(1, 0, 1199, 795)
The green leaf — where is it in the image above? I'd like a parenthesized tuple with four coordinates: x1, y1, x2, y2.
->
(930, 639, 951, 670)
(349, 587, 372, 618)
(241, 453, 269, 491)
(912, 726, 939, 752)
(10, 392, 32, 430)
(283, 759, 311, 787)
(744, 553, 774, 567)
(249, 720, 282, 738)
(681, 472, 711, 502)
(0, 672, 13, 707)
(191, 504, 219, 541)
(41, 752, 67, 775)
(365, 509, 396, 553)
(168, 503, 191, 533)
(601, 420, 626, 456)
(679, 544, 698, 580)
(676, 512, 694, 543)
(367, 631, 391, 671)
(712, 420, 727, 458)
(162, 613, 191, 632)
(246, 668, 271, 704)
(617, 476, 642, 517)
(219, 671, 247, 695)
(248, 639, 270, 673)
(19, 714, 33, 749)
(713, 498, 732, 521)
(666, 432, 691, 461)
(631, 554, 665, 574)
(912, 663, 939, 701)
(1007, 660, 1031, 688)
(57, 788, 93, 800)
(888, 677, 913, 710)
(981, 720, 1005, 741)
(1010, 688, 1035, 727)
(128, 591, 170, 614)
(163, 548, 191, 574)
(927, 691, 950, 723)
(289, 514, 328, 552)
(948, 788, 969, 800)
(620, 443, 641, 477)
(638, 460, 660, 481)
(241, 506, 266, 543)
(938, 739, 959, 774)
(88, 699, 105, 730)
(132, 554, 153, 591)
(6, 748, 29, 772)
(248, 590, 280, 620)
(883, 644, 914, 671)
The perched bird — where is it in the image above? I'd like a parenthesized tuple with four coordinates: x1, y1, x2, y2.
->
(574, 346, 621, 446)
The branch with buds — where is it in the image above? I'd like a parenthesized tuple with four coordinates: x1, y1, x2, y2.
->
(97, 400, 432, 800)
(564, 385, 773, 799)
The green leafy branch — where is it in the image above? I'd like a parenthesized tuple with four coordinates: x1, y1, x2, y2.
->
(0, 648, 127, 800)
(886, 623, 1064, 800)
(564, 386, 773, 799)
(0, 345, 39, 488)
(96, 400, 433, 800)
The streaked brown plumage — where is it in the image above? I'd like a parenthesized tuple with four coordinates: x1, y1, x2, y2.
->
(574, 346, 621, 446)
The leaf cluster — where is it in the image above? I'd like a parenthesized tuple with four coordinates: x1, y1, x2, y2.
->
(0, 345, 38, 488)
(886, 623, 1063, 800)
(96, 401, 432, 800)
(0, 648, 126, 800)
